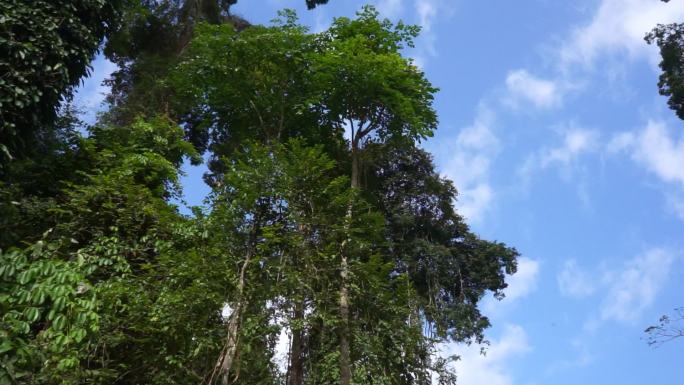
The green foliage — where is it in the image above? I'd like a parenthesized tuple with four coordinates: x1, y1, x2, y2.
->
(171, 7, 437, 184)
(367, 143, 518, 343)
(0, 0, 124, 162)
(0, 243, 100, 384)
(646, 21, 684, 120)
(101, 1, 333, 125)
(0, 117, 200, 384)
(102, 0, 246, 125)
(0, 105, 90, 250)
(313, 6, 438, 144)
(166, 8, 515, 383)
(206, 140, 433, 384)
(1, 4, 520, 385)
(170, 14, 340, 183)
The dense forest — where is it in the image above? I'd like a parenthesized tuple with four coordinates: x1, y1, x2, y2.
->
(0, 1, 521, 384)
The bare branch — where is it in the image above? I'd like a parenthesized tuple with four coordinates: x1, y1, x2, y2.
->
(645, 307, 684, 347)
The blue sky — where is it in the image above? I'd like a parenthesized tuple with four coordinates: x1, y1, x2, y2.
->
(77, 0, 684, 383)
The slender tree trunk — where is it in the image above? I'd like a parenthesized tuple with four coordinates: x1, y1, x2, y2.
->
(210, 220, 259, 385)
(289, 223, 307, 385)
(339, 145, 359, 385)
(288, 299, 305, 385)
(339, 259, 351, 385)
(219, 300, 243, 385)
(218, 251, 250, 385)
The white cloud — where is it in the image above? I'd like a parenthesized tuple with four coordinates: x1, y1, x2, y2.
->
(483, 257, 539, 316)
(545, 336, 596, 375)
(551, 248, 675, 332)
(559, 0, 684, 69)
(609, 120, 684, 217)
(557, 260, 595, 298)
(548, 248, 675, 373)
(601, 248, 675, 323)
(457, 184, 494, 224)
(504, 69, 562, 110)
(504, 257, 540, 302)
(312, 9, 331, 33)
(500, 0, 683, 117)
(410, 0, 454, 67)
(415, 0, 437, 32)
(630, 121, 684, 186)
(438, 324, 531, 385)
(376, 0, 404, 19)
(440, 105, 500, 223)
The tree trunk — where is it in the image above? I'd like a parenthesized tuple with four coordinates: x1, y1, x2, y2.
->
(214, 248, 251, 385)
(339, 146, 359, 385)
(211, 220, 259, 385)
(288, 299, 305, 385)
(219, 300, 243, 385)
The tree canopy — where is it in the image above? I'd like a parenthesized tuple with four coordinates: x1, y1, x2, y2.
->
(0, 3, 519, 385)
(0, 0, 125, 164)
(646, 0, 684, 120)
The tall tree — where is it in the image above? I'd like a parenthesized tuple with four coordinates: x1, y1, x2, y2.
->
(311, 8, 437, 383)
(170, 8, 517, 384)
(204, 140, 366, 384)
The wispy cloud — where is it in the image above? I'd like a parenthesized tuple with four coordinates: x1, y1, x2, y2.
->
(375, 0, 404, 19)
(557, 259, 595, 298)
(627, 121, 684, 186)
(415, 0, 437, 32)
(440, 105, 500, 223)
(551, 248, 675, 374)
(519, 124, 599, 185)
(516, 124, 600, 208)
(498, 0, 684, 120)
(600, 248, 675, 324)
(545, 335, 596, 375)
(560, 247, 676, 330)
(540, 127, 599, 168)
(410, 0, 454, 68)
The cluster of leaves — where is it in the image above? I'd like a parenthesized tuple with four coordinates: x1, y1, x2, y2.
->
(0, 116, 217, 384)
(646, 21, 684, 120)
(0, 0, 124, 162)
(645, 0, 684, 121)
